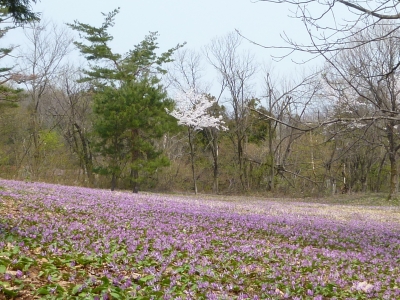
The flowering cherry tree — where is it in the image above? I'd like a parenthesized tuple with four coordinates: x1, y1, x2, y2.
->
(168, 89, 226, 130)
(167, 89, 226, 194)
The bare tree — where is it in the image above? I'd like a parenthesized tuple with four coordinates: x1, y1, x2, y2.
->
(166, 49, 208, 93)
(46, 65, 94, 186)
(258, 69, 320, 192)
(205, 32, 257, 191)
(245, 0, 400, 76)
(15, 19, 72, 179)
(321, 24, 400, 199)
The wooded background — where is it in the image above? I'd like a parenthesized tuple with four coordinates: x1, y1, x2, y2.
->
(3, 2, 400, 199)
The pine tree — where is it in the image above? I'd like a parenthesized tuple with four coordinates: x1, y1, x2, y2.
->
(68, 9, 183, 192)
(0, 6, 23, 107)
(1, 0, 39, 24)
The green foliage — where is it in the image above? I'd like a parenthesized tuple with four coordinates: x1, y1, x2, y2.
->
(39, 130, 63, 152)
(247, 105, 272, 145)
(68, 9, 183, 86)
(0, 85, 22, 107)
(0, 6, 25, 106)
(1, 0, 40, 24)
(92, 81, 173, 185)
(68, 9, 183, 191)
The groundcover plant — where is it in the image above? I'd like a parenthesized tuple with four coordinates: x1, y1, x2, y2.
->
(0, 180, 400, 299)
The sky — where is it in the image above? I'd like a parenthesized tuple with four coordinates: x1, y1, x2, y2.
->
(6, 0, 326, 95)
(31, 0, 304, 55)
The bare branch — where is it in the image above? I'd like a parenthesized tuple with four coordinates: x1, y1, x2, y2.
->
(336, 0, 400, 20)
(251, 107, 400, 132)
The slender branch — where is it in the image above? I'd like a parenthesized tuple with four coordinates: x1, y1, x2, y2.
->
(251, 108, 400, 132)
(282, 167, 322, 184)
(336, 0, 400, 20)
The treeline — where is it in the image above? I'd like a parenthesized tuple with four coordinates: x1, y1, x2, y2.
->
(2, 9, 400, 198)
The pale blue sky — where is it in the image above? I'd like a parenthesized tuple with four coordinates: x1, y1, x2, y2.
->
(5, 0, 332, 98)
(29, 0, 311, 65)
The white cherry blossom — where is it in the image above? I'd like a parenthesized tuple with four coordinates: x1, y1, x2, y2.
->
(167, 89, 227, 131)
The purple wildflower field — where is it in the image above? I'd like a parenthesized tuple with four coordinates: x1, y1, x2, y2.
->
(0, 179, 400, 299)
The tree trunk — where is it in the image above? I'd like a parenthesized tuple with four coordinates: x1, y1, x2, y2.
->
(265, 90, 276, 192)
(267, 119, 275, 191)
(332, 178, 336, 196)
(31, 111, 40, 181)
(237, 136, 247, 191)
(388, 152, 397, 200)
(206, 127, 220, 194)
(188, 128, 197, 194)
(212, 141, 219, 194)
(74, 123, 94, 186)
(131, 128, 140, 193)
(111, 173, 116, 191)
(387, 121, 398, 200)
(376, 154, 386, 192)
(131, 169, 139, 193)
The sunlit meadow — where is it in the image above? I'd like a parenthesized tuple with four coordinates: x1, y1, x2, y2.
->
(0, 180, 400, 299)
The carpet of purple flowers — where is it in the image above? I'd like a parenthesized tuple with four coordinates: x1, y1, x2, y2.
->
(0, 179, 400, 299)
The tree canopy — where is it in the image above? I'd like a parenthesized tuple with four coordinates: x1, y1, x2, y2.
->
(68, 8, 183, 192)
(253, 0, 400, 76)
(1, 0, 39, 23)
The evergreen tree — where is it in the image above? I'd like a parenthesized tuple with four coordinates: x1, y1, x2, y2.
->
(1, 0, 39, 24)
(0, 0, 40, 102)
(0, 6, 23, 107)
(68, 9, 183, 192)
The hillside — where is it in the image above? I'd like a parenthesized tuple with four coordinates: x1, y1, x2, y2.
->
(1, 180, 400, 299)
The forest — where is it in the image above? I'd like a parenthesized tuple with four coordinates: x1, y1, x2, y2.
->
(2, 4, 400, 200)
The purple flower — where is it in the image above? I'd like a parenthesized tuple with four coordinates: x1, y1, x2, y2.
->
(102, 293, 110, 300)
(4, 273, 12, 281)
(15, 270, 23, 278)
(1, 179, 400, 298)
